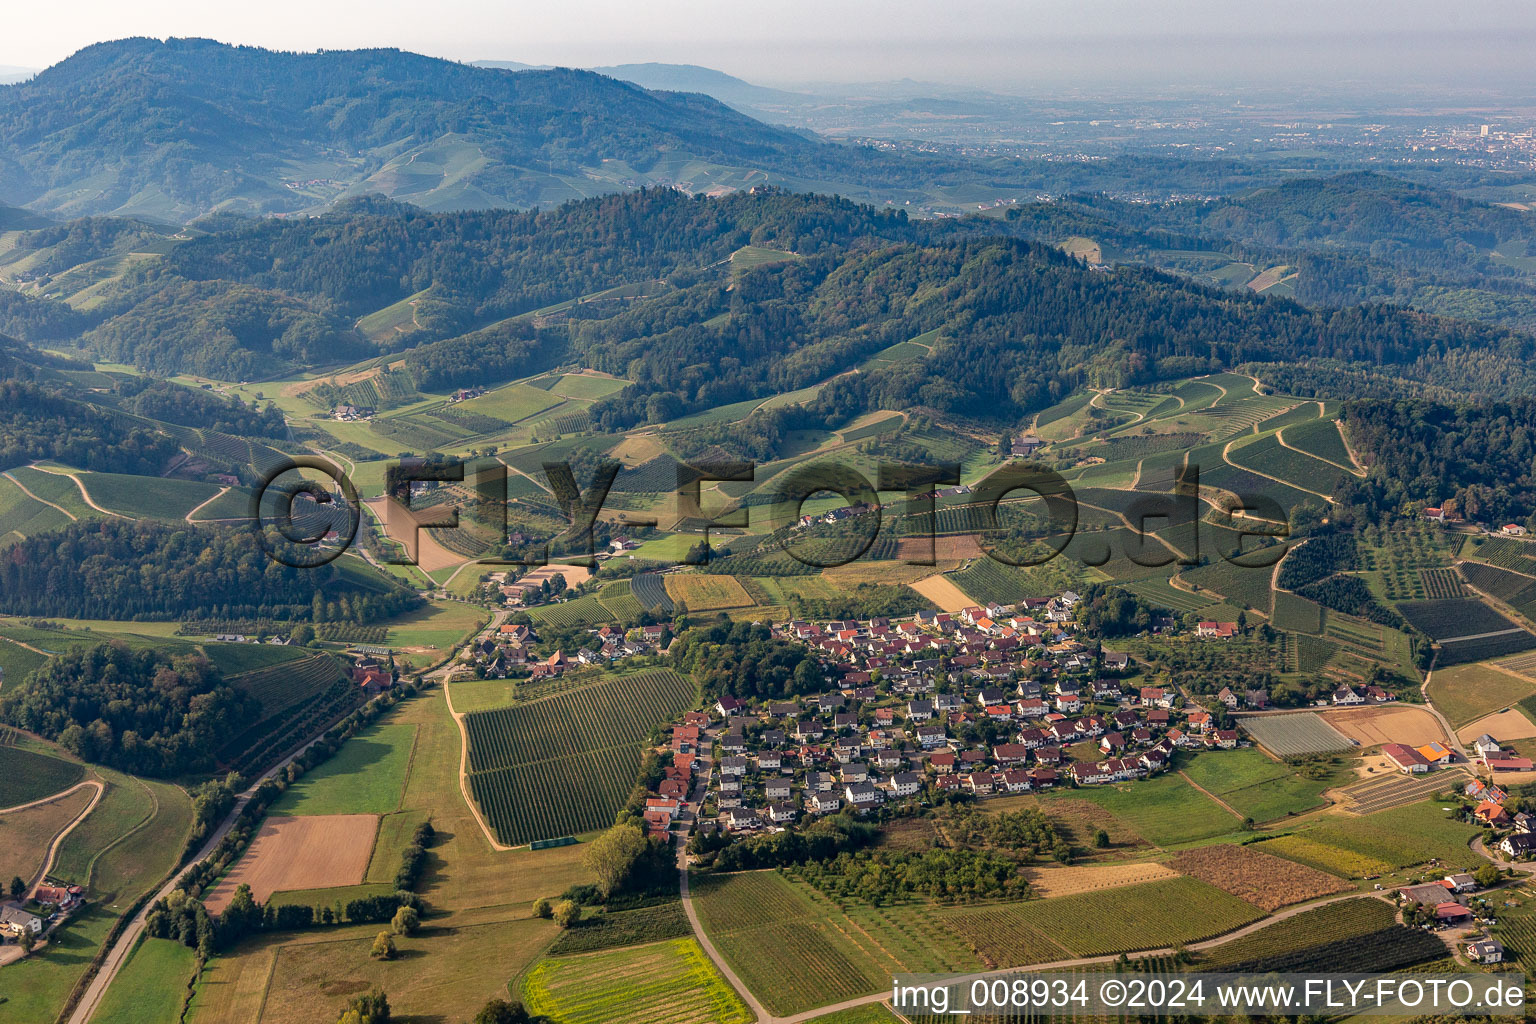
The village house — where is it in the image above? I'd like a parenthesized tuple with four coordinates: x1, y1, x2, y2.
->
(0, 906, 42, 938)
(1467, 940, 1505, 964)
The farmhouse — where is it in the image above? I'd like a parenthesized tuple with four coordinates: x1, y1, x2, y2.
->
(0, 905, 43, 938)
(1382, 743, 1430, 773)
(1434, 902, 1473, 925)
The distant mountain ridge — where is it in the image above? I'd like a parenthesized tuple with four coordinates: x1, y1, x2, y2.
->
(0, 38, 929, 222)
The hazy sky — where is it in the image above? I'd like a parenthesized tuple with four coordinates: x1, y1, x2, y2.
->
(7, 0, 1536, 92)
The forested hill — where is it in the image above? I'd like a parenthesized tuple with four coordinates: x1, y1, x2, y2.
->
(571, 237, 1533, 432)
(0, 37, 951, 220)
(12, 186, 1534, 409)
(1003, 174, 1536, 332)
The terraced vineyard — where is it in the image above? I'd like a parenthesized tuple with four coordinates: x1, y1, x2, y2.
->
(629, 572, 674, 613)
(1282, 418, 1359, 469)
(1227, 433, 1351, 495)
(939, 877, 1263, 960)
(1199, 897, 1440, 973)
(522, 938, 751, 1024)
(1458, 561, 1536, 621)
(1466, 536, 1536, 574)
(947, 559, 1055, 606)
(463, 668, 697, 844)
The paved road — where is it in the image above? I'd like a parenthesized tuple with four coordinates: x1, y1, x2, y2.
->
(1418, 652, 1472, 762)
(438, 610, 513, 852)
(68, 728, 336, 1024)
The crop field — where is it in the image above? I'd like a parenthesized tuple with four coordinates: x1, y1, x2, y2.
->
(464, 668, 696, 844)
(268, 721, 417, 816)
(1181, 558, 1275, 614)
(202, 814, 377, 913)
(664, 573, 755, 611)
(1120, 575, 1217, 614)
(1201, 456, 1319, 513)
(0, 785, 96, 887)
(546, 373, 630, 401)
(1459, 559, 1536, 600)
(457, 382, 565, 423)
(546, 901, 691, 955)
(1271, 590, 1323, 633)
(1339, 769, 1456, 815)
(942, 877, 1262, 960)
(593, 579, 644, 620)
(1261, 801, 1480, 877)
(521, 937, 751, 1024)
(946, 559, 1057, 606)
(1321, 613, 1416, 674)
(840, 413, 905, 442)
(7, 467, 96, 518)
(1494, 901, 1536, 978)
(743, 575, 842, 606)
(1398, 597, 1521, 640)
(1022, 861, 1179, 898)
(91, 936, 200, 1024)
(1327, 705, 1447, 748)
(1282, 418, 1359, 469)
(1240, 713, 1355, 757)
(690, 870, 901, 1014)
(0, 744, 85, 808)
(0, 472, 73, 542)
(1169, 844, 1350, 910)
(1428, 662, 1536, 727)
(75, 472, 223, 519)
(1037, 773, 1235, 847)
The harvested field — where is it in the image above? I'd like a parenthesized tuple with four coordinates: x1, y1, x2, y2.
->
(1024, 861, 1178, 898)
(203, 814, 377, 913)
(910, 573, 974, 612)
(1458, 707, 1536, 744)
(365, 497, 465, 572)
(1170, 843, 1351, 911)
(1240, 713, 1354, 757)
(664, 574, 755, 611)
(1326, 705, 1448, 748)
(0, 785, 96, 888)
(900, 534, 983, 562)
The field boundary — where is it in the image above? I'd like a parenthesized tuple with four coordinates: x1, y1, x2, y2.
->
(441, 673, 514, 852)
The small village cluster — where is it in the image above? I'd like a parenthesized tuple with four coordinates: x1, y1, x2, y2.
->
(460, 620, 670, 677)
(1396, 872, 1505, 961)
(639, 597, 1253, 837)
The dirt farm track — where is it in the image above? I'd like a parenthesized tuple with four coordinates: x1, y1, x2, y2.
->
(203, 814, 378, 913)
